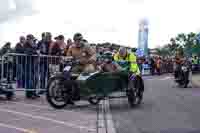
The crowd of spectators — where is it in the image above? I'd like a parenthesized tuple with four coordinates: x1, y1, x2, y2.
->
(0, 32, 181, 99)
(0, 32, 123, 99)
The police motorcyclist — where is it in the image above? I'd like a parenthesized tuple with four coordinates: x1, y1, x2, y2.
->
(114, 47, 140, 75)
(114, 47, 144, 98)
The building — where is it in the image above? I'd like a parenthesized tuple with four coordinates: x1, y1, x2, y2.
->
(138, 19, 149, 57)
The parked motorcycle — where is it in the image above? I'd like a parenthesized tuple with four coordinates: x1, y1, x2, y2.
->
(46, 57, 144, 109)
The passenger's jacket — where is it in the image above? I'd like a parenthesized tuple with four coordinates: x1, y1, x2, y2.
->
(114, 52, 140, 75)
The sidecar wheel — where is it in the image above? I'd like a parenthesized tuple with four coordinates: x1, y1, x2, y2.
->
(46, 77, 71, 109)
(88, 96, 101, 105)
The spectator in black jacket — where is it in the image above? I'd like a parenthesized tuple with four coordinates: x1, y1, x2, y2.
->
(0, 42, 11, 56)
(37, 33, 50, 93)
(24, 34, 39, 99)
(15, 36, 26, 88)
(0, 42, 12, 81)
(15, 36, 26, 53)
(150, 57, 155, 75)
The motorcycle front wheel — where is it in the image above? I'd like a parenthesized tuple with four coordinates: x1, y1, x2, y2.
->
(88, 96, 101, 105)
(46, 76, 72, 109)
(127, 79, 143, 108)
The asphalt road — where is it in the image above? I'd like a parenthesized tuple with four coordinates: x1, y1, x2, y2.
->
(0, 74, 199, 133)
(110, 74, 200, 133)
(0, 95, 98, 133)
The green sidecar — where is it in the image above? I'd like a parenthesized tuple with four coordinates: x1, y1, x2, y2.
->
(46, 69, 144, 109)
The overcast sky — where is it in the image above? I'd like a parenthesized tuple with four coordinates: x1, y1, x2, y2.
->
(0, 0, 200, 48)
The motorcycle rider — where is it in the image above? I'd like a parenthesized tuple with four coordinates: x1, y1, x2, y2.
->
(99, 51, 121, 72)
(67, 33, 97, 73)
(66, 33, 97, 104)
(174, 55, 184, 79)
(114, 47, 144, 98)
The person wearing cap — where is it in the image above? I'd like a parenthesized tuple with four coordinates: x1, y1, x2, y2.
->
(49, 35, 66, 56)
(66, 33, 96, 103)
(67, 33, 96, 73)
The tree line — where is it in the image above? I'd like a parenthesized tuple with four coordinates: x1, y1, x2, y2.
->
(155, 32, 200, 57)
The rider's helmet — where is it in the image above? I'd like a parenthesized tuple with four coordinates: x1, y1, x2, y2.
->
(73, 33, 83, 41)
(102, 51, 113, 63)
(118, 47, 127, 58)
(73, 33, 83, 48)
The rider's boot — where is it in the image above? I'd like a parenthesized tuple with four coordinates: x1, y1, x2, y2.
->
(72, 83, 81, 101)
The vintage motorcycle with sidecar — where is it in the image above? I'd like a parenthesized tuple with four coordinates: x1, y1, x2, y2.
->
(46, 56, 144, 109)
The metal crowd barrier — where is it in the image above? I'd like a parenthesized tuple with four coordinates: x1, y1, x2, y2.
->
(0, 53, 71, 92)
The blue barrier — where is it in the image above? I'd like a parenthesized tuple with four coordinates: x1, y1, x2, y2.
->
(142, 64, 151, 75)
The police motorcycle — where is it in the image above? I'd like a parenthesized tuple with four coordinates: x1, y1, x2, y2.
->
(174, 59, 191, 88)
(46, 54, 144, 109)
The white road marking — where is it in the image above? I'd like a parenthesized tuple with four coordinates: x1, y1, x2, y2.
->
(105, 99, 117, 133)
(145, 76, 173, 81)
(10, 102, 52, 109)
(160, 76, 172, 80)
(98, 100, 117, 133)
(8, 101, 91, 115)
(145, 78, 154, 81)
(0, 122, 30, 132)
(0, 108, 96, 132)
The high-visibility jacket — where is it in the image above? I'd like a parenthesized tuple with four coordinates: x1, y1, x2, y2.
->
(192, 57, 198, 65)
(114, 52, 140, 75)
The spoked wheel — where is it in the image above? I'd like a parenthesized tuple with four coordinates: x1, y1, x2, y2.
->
(88, 95, 101, 105)
(127, 78, 143, 107)
(46, 77, 71, 109)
